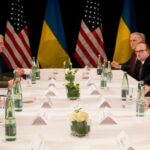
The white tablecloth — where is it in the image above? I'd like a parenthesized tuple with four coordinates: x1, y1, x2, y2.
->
(1, 69, 150, 150)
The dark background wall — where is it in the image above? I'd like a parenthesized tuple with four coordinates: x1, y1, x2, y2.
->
(1, 0, 150, 67)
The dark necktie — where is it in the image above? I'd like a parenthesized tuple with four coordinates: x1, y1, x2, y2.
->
(138, 62, 143, 80)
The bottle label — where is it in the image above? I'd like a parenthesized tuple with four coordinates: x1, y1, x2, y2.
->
(97, 68, 102, 75)
(14, 94, 23, 110)
(36, 71, 40, 80)
(31, 71, 36, 84)
(5, 119, 16, 137)
(121, 89, 128, 101)
(136, 101, 145, 117)
(100, 80, 107, 89)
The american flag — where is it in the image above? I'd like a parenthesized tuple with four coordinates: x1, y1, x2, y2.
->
(3, 0, 32, 69)
(74, 0, 107, 67)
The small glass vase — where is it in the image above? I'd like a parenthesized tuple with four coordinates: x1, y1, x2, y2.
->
(67, 87, 80, 100)
(136, 100, 146, 117)
(70, 120, 90, 137)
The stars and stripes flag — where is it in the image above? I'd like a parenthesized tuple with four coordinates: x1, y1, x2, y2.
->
(74, 0, 107, 67)
(3, 0, 32, 69)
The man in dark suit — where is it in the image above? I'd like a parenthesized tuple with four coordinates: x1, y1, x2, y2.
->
(111, 32, 145, 77)
(134, 42, 150, 83)
(131, 43, 150, 105)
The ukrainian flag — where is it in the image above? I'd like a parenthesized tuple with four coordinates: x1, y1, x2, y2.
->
(113, 0, 136, 64)
(38, 0, 70, 68)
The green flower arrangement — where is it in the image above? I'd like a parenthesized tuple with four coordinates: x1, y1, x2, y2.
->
(63, 60, 72, 69)
(65, 69, 75, 83)
(70, 108, 90, 137)
(65, 82, 80, 100)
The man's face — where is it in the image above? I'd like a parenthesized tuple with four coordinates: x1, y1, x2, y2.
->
(130, 34, 143, 50)
(135, 43, 149, 61)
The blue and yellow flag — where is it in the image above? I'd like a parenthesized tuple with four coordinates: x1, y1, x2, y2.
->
(38, 0, 70, 68)
(113, 0, 136, 64)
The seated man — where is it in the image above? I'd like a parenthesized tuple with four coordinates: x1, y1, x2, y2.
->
(0, 35, 24, 88)
(111, 32, 145, 77)
(134, 42, 150, 83)
(0, 69, 24, 88)
(134, 43, 150, 108)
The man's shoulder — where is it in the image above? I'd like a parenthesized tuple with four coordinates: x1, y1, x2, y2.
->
(145, 56, 150, 64)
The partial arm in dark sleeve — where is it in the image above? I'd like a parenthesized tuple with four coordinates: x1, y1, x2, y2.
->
(121, 59, 131, 74)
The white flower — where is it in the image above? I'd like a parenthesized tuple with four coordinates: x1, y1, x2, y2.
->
(71, 111, 88, 122)
(65, 68, 70, 74)
(65, 69, 75, 75)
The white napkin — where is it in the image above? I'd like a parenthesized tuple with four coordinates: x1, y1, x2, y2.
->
(27, 135, 48, 150)
(48, 78, 57, 87)
(32, 111, 49, 125)
(99, 107, 117, 125)
(45, 86, 57, 96)
(86, 79, 93, 87)
(100, 116, 117, 124)
(48, 72, 56, 80)
(97, 97, 111, 108)
(82, 72, 89, 79)
(88, 84, 100, 95)
(32, 116, 47, 125)
(41, 101, 51, 108)
(116, 131, 136, 150)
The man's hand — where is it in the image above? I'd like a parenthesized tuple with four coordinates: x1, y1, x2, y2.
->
(8, 79, 14, 88)
(111, 61, 121, 69)
(16, 68, 24, 76)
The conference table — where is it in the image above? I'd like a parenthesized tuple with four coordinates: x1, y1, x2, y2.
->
(0, 68, 150, 150)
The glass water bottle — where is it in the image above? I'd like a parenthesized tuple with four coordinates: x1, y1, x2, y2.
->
(136, 83, 146, 117)
(5, 87, 16, 141)
(35, 57, 40, 80)
(97, 55, 103, 75)
(31, 56, 37, 84)
(13, 72, 23, 112)
(121, 72, 129, 101)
